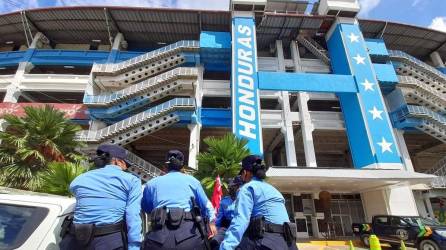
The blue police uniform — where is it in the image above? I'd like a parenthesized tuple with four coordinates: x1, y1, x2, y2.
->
(216, 196, 236, 228)
(59, 145, 142, 250)
(141, 150, 216, 250)
(220, 156, 298, 250)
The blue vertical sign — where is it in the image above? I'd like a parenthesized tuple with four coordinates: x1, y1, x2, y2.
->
(231, 16, 263, 156)
(327, 20, 402, 168)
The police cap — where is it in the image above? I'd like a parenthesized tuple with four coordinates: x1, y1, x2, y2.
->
(97, 144, 129, 164)
(241, 155, 263, 172)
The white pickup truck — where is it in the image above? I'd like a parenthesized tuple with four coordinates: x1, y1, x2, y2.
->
(0, 188, 75, 250)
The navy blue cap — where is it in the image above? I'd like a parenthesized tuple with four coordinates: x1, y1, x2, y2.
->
(241, 155, 263, 172)
(165, 149, 184, 164)
(97, 144, 128, 162)
(229, 175, 243, 186)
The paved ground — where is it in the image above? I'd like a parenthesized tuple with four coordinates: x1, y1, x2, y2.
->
(296, 242, 417, 250)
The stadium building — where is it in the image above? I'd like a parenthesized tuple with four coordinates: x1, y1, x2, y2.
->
(0, 0, 445, 239)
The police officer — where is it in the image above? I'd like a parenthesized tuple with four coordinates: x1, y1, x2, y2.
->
(142, 149, 217, 250)
(59, 144, 142, 250)
(211, 176, 243, 249)
(220, 155, 298, 250)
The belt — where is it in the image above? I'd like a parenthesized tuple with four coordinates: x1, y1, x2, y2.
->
(69, 221, 124, 236)
(264, 222, 285, 234)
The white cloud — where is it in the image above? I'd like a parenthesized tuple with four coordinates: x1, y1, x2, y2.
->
(358, 0, 381, 18)
(429, 17, 446, 33)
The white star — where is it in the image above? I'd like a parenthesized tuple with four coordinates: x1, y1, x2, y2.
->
(360, 79, 375, 91)
(368, 106, 384, 120)
(377, 137, 393, 154)
(353, 54, 366, 65)
(348, 32, 360, 43)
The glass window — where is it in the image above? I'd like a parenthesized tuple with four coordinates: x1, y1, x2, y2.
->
(391, 217, 408, 226)
(375, 216, 389, 225)
(0, 204, 49, 250)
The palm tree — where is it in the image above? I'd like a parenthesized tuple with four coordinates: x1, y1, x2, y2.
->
(40, 161, 89, 196)
(0, 105, 84, 191)
(195, 133, 250, 195)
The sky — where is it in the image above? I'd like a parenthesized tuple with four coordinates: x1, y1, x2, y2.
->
(0, 0, 445, 32)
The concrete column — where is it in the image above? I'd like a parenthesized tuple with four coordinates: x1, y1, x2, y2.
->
(276, 40, 297, 167)
(394, 129, 414, 172)
(290, 40, 317, 167)
(188, 123, 201, 169)
(362, 184, 418, 222)
(3, 62, 33, 103)
(29, 32, 50, 49)
(430, 51, 445, 68)
(188, 66, 204, 170)
(423, 192, 436, 219)
(112, 33, 126, 50)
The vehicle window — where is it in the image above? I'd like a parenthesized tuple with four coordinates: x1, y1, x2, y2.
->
(404, 217, 440, 226)
(0, 204, 49, 250)
(375, 216, 389, 225)
(391, 217, 408, 226)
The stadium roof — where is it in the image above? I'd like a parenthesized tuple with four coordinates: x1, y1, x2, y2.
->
(0, 6, 445, 60)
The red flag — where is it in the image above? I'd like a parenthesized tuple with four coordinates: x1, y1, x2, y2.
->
(211, 175, 223, 213)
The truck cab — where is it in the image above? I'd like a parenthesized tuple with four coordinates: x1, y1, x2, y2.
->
(0, 188, 75, 250)
(353, 215, 446, 250)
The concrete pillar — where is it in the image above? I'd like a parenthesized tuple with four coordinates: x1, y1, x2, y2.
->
(276, 40, 298, 167)
(394, 129, 414, 172)
(290, 40, 317, 167)
(188, 66, 203, 170)
(423, 192, 436, 219)
(112, 33, 126, 51)
(29, 32, 50, 49)
(3, 62, 33, 103)
(430, 51, 445, 68)
(362, 184, 418, 222)
(188, 123, 201, 169)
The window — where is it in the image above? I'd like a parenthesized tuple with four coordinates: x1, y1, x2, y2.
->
(0, 204, 49, 250)
(375, 216, 389, 225)
(391, 217, 408, 226)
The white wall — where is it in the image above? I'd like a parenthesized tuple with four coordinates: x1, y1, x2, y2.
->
(361, 184, 419, 221)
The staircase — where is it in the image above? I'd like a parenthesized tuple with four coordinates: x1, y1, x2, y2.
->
(390, 50, 446, 96)
(85, 67, 198, 119)
(77, 40, 201, 181)
(92, 40, 199, 89)
(425, 156, 446, 188)
(392, 105, 446, 143)
(397, 75, 446, 115)
(297, 35, 331, 65)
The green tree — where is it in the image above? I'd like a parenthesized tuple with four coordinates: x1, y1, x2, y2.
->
(195, 133, 250, 195)
(0, 105, 84, 191)
(40, 161, 89, 196)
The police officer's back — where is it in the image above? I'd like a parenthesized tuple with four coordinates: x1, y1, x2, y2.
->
(59, 144, 142, 250)
(220, 155, 298, 250)
(141, 149, 217, 250)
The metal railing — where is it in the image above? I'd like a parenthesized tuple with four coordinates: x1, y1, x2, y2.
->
(91, 40, 199, 75)
(425, 156, 446, 188)
(84, 67, 198, 105)
(76, 98, 195, 142)
(126, 151, 164, 181)
(297, 36, 331, 65)
(390, 50, 446, 84)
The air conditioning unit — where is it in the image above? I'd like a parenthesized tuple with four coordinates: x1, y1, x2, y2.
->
(318, 0, 360, 17)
